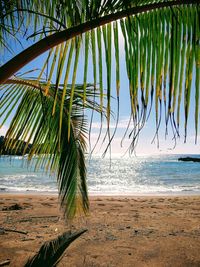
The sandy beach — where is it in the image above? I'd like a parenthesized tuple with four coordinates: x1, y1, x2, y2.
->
(0, 194, 200, 267)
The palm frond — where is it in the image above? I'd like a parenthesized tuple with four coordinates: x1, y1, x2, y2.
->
(0, 78, 103, 218)
(1, 1, 198, 147)
(24, 229, 87, 267)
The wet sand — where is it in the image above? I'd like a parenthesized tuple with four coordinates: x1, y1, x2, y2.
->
(0, 194, 200, 266)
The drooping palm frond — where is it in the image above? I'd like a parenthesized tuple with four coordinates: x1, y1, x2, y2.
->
(0, 1, 199, 149)
(0, 78, 103, 218)
(24, 229, 87, 267)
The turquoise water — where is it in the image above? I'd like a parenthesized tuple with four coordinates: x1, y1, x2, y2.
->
(0, 154, 200, 195)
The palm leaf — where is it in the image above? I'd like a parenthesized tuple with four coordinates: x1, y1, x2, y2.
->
(0, 78, 103, 218)
(0, 3, 198, 146)
(24, 229, 87, 267)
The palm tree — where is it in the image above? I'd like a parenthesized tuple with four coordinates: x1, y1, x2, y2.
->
(0, 0, 199, 218)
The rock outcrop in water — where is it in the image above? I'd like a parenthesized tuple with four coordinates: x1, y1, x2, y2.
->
(178, 157, 200, 163)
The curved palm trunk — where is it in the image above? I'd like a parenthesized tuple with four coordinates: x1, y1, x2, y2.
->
(0, 0, 197, 84)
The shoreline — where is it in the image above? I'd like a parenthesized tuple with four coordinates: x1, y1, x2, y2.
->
(1, 190, 200, 197)
(0, 194, 200, 266)
(1, 192, 200, 201)
(1, 154, 200, 200)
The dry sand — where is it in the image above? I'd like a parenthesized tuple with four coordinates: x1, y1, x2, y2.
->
(0, 194, 200, 267)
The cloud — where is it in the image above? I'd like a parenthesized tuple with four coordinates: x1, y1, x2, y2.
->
(87, 124, 200, 156)
(91, 117, 130, 130)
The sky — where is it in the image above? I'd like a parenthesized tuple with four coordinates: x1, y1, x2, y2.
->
(0, 20, 199, 156)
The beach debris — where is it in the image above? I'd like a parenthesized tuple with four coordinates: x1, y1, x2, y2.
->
(97, 203, 105, 206)
(36, 236, 43, 239)
(0, 227, 27, 235)
(2, 204, 23, 211)
(24, 229, 87, 267)
(23, 215, 58, 220)
(19, 215, 59, 223)
(0, 228, 5, 235)
(132, 228, 156, 236)
(169, 232, 177, 236)
(21, 238, 35, 242)
(106, 233, 117, 241)
(0, 259, 10, 266)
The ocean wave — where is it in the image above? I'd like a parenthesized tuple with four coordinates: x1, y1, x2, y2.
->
(1, 185, 57, 193)
(1, 155, 200, 195)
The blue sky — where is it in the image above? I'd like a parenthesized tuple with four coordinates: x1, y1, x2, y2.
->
(0, 26, 199, 156)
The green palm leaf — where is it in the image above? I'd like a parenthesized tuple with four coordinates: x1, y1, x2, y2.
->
(24, 229, 87, 267)
(0, 78, 103, 218)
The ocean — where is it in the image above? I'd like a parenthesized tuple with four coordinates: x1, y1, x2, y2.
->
(0, 154, 200, 195)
